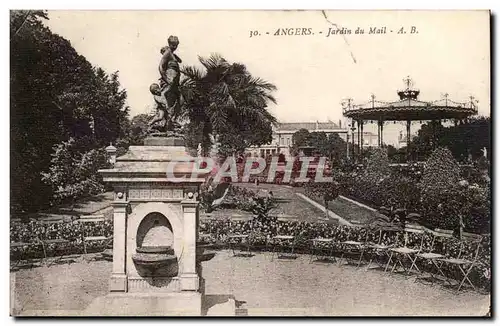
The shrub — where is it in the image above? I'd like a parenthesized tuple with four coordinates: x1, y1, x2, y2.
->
(304, 180, 340, 219)
(41, 138, 110, 206)
(420, 147, 461, 196)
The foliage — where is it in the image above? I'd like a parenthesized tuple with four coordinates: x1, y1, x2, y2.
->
(292, 129, 310, 150)
(411, 117, 490, 162)
(418, 147, 462, 228)
(326, 133, 348, 164)
(11, 11, 129, 214)
(41, 138, 110, 205)
(386, 145, 407, 163)
(304, 181, 340, 205)
(180, 54, 278, 156)
(364, 147, 390, 180)
(336, 146, 490, 233)
(10, 219, 113, 259)
(420, 147, 461, 191)
(118, 113, 150, 149)
(246, 196, 278, 224)
(290, 130, 347, 164)
(198, 183, 217, 213)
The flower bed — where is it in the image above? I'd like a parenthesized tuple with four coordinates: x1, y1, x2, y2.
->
(335, 148, 491, 234)
(10, 219, 113, 260)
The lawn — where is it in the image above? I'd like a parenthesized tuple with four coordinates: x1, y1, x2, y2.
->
(205, 183, 335, 223)
(294, 187, 387, 225)
(12, 192, 114, 223)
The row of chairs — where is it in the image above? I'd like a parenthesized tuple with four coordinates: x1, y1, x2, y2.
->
(10, 215, 112, 269)
(201, 217, 486, 292)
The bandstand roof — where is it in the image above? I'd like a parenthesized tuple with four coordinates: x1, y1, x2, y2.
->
(342, 80, 478, 122)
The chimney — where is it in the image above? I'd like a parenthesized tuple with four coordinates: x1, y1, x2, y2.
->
(339, 119, 342, 128)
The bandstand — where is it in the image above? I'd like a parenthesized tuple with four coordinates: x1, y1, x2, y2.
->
(342, 77, 478, 160)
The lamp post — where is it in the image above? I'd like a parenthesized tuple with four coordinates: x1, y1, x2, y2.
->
(106, 143, 117, 166)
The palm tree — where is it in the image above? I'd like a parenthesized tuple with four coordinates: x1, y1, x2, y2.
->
(179, 53, 278, 157)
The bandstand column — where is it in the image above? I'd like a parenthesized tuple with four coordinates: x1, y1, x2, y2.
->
(431, 120, 437, 149)
(377, 120, 381, 147)
(380, 120, 384, 147)
(377, 120, 384, 147)
(406, 120, 411, 160)
(360, 120, 364, 156)
(357, 120, 361, 156)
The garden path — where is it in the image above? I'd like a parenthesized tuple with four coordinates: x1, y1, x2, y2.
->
(12, 251, 489, 316)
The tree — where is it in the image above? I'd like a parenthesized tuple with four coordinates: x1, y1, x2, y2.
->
(11, 10, 129, 214)
(440, 117, 490, 162)
(304, 181, 340, 219)
(327, 133, 348, 164)
(411, 117, 490, 162)
(180, 54, 278, 157)
(306, 132, 347, 164)
(292, 129, 310, 150)
(123, 113, 150, 146)
(308, 132, 328, 154)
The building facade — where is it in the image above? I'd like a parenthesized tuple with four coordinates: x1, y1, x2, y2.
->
(350, 130, 379, 149)
(245, 121, 380, 159)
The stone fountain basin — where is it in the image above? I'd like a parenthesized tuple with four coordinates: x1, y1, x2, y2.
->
(196, 243, 216, 262)
(132, 246, 177, 276)
(197, 251, 216, 262)
(136, 246, 175, 255)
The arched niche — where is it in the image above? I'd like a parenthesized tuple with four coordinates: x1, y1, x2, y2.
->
(126, 202, 184, 277)
(136, 212, 174, 249)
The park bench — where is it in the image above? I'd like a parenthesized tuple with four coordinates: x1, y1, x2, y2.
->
(79, 215, 112, 261)
(227, 216, 254, 257)
(10, 240, 44, 270)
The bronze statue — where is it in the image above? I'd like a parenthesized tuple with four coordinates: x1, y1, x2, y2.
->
(148, 35, 183, 136)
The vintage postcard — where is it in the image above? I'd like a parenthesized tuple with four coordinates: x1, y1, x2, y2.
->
(10, 10, 491, 317)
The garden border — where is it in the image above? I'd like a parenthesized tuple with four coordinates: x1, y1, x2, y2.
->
(295, 193, 352, 226)
(339, 195, 377, 212)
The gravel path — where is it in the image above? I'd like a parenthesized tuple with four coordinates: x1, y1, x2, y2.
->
(12, 251, 489, 316)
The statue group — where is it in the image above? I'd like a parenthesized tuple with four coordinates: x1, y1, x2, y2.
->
(148, 35, 183, 137)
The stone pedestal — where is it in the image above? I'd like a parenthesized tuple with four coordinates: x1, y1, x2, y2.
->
(90, 137, 230, 316)
(85, 292, 203, 316)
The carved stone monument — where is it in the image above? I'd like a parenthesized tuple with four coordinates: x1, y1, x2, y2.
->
(86, 135, 232, 316)
(85, 38, 234, 316)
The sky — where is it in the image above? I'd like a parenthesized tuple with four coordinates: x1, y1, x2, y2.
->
(44, 10, 490, 145)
